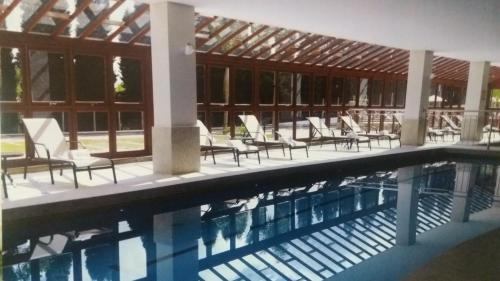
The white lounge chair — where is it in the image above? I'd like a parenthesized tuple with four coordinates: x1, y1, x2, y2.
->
(340, 115, 400, 148)
(238, 115, 308, 159)
(22, 118, 117, 188)
(307, 117, 371, 151)
(197, 120, 260, 166)
(440, 114, 461, 140)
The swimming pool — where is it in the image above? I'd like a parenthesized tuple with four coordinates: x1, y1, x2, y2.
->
(3, 159, 499, 281)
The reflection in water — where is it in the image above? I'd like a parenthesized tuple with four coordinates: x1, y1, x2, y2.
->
(3, 161, 499, 281)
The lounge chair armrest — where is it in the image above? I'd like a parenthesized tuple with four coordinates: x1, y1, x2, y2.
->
(33, 142, 51, 159)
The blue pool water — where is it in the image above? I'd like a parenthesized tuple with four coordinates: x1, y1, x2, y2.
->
(3, 160, 499, 281)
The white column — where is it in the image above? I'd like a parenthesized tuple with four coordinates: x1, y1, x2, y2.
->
(462, 61, 490, 142)
(494, 166, 500, 208)
(150, 1, 200, 174)
(396, 165, 421, 246)
(451, 163, 476, 222)
(154, 207, 200, 281)
(401, 50, 434, 146)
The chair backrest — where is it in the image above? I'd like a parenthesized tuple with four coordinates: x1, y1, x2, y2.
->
(441, 115, 460, 130)
(238, 115, 267, 142)
(340, 115, 363, 133)
(306, 117, 334, 138)
(22, 118, 69, 159)
(196, 120, 214, 146)
(394, 113, 404, 125)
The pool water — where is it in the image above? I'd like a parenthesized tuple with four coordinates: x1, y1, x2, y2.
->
(3, 160, 499, 281)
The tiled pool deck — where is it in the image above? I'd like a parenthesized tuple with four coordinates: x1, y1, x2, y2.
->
(5, 138, 496, 212)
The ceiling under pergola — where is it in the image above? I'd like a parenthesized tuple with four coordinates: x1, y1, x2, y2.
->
(1, 0, 499, 82)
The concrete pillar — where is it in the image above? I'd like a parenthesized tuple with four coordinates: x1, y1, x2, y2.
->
(401, 50, 434, 146)
(396, 165, 421, 246)
(154, 207, 200, 281)
(451, 163, 476, 222)
(493, 166, 500, 208)
(150, 2, 200, 174)
(462, 61, 490, 142)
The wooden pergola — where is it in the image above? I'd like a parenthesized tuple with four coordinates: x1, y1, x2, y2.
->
(1, 0, 499, 82)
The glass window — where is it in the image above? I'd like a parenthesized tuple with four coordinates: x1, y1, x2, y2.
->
(234, 111, 251, 137)
(331, 77, 343, 105)
(259, 71, 274, 104)
(383, 80, 395, 107)
(358, 78, 369, 107)
(210, 111, 229, 135)
(0, 47, 23, 102)
(277, 72, 292, 104)
(235, 69, 252, 104)
(74, 55, 105, 102)
(314, 76, 327, 105)
(196, 65, 205, 103)
(489, 88, 500, 109)
(395, 80, 406, 107)
(278, 111, 293, 138)
(1, 112, 25, 154)
(343, 77, 358, 106)
(32, 112, 69, 132)
(429, 84, 438, 108)
(30, 51, 66, 102)
(116, 112, 145, 152)
(197, 111, 206, 124)
(295, 110, 310, 139)
(371, 80, 383, 107)
(113, 57, 142, 103)
(77, 112, 109, 153)
(295, 73, 310, 105)
(259, 111, 274, 135)
(209, 66, 229, 104)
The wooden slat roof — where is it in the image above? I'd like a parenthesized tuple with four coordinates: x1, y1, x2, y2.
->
(0, 0, 498, 82)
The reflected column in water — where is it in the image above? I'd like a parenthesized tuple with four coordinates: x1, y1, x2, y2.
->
(154, 207, 200, 281)
(396, 166, 421, 246)
(494, 166, 500, 208)
(451, 163, 476, 222)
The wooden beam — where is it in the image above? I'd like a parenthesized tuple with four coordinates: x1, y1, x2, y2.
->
(265, 32, 309, 61)
(290, 37, 332, 63)
(349, 47, 392, 69)
(206, 23, 250, 54)
(222, 25, 268, 55)
(23, 0, 59, 33)
(0, 0, 21, 24)
(238, 28, 282, 58)
(196, 19, 236, 48)
(367, 50, 408, 72)
(128, 24, 150, 45)
(52, 0, 92, 37)
(195, 16, 217, 33)
(250, 30, 296, 59)
(278, 34, 320, 62)
(79, 0, 125, 39)
(106, 4, 149, 42)
(299, 38, 339, 64)
(336, 45, 385, 68)
(378, 54, 410, 73)
(322, 43, 370, 66)
(308, 39, 352, 65)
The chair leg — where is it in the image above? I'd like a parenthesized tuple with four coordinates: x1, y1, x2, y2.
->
(23, 156, 28, 179)
(204, 150, 208, 160)
(282, 144, 286, 157)
(48, 160, 55, 185)
(111, 160, 117, 184)
(2, 172, 7, 199)
(257, 151, 261, 164)
(60, 169, 63, 176)
(305, 146, 309, 158)
(236, 151, 240, 167)
(289, 147, 293, 160)
(88, 167, 92, 180)
(369, 140, 372, 151)
(72, 164, 78, 189)
(333, 141, 337, 151)
(264, 143, 270, 158)
(389, 138, 392, 149)
(356, 141, 360, 152)
(211, 147, 216, 164)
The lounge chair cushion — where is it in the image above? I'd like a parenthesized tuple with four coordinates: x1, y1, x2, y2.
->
(279, 136, 307, 148)
(226, 140, 259, 152)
